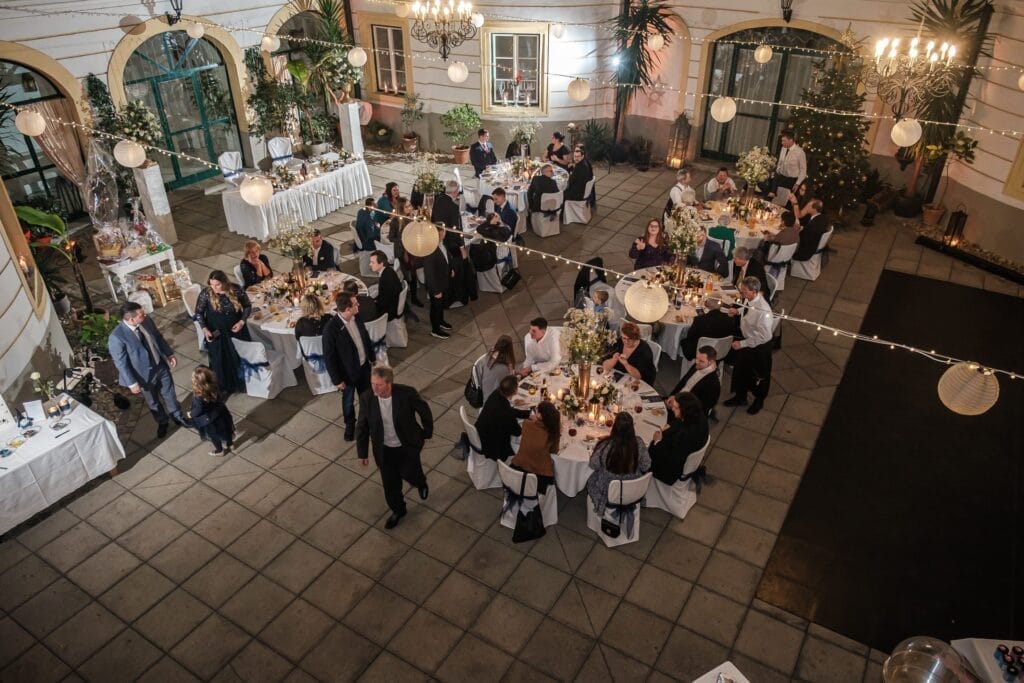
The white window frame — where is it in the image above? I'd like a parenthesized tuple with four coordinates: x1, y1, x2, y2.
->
(480, 22, 548, 116)
(371, 24, 407, 95)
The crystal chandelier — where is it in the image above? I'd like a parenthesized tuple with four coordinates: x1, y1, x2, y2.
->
(411, 0, 477, 61)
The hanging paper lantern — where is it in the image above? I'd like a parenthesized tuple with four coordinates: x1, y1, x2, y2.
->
(754, 44, 773, 64)
(261, 35, 280, 53)
(648, 33, 665, 51)
(113, 140, 146, 168)
(186, 22, 205, 40)
(402, 220, 440, 257)
(396, 3, 411, 18)
(937, 362, 1000, 416)
(567, 78, 590, 102)
(15, 110, 46, 137)
(890, 118, 922, 147)
(1017, 72, 1024, 91)
(239, 175, 274, 207)
(710, 97, 737, 123)
(348, 46, 368, 67)
(447, 61, 469, 83)
(471, 12, 484, 28)
(624, 280, 669, 323)
(551, 23, 566, 39)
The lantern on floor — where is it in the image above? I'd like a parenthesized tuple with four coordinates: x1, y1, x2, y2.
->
(240, 175, 274, 206)
(447, 61, 469, 83)
(937, 362, 999, 416)
(890, 118, 922, 147)
(710, 96, 737, 123)
(261, 35, 280, 53)
(402, 219, 440, 257)
(665, 113, 691, 169)
(15, 110, 46, 137)
(624, 280, 669, 323)
(348, 47, 368, 67)
(113, 140, 146, 168)
(567, 78, 590, 102)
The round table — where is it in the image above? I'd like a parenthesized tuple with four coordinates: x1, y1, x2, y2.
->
(246, 271, 366, 369)
(702, 201, 782, 250)
(478, 160, 569, 212)
(511, 367, 668, 496)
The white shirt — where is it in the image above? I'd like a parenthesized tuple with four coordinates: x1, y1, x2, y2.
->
(706, 176, 737, 194)
(682, 364, 716, 394)
(341, 313, 367, 366)
(522, 328, 562, 373)
(669, 183, 695, 207)
(378, 395, 401, 447)
(776, 144, 807, 187)
(738, 294, 774, 348)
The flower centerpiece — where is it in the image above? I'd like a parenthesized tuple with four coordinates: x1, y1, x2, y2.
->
(116, 100, 162, 163)
(30, 371, 55, 403)
(735, 145, 777, 208)
(508, 115, 541, 156)
(563, 307, 616, 398)
(593, 381, 619, 407)
(412, 153, 445, 206)
(305, 281, 328, 297)
(664, 204, 702, 284)
(267, 215, 314, 288)
(273, 164, 297, 189)
(561, 392, 583, 419)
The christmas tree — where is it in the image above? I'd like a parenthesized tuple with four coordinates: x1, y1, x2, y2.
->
(786, 30, 870, 224)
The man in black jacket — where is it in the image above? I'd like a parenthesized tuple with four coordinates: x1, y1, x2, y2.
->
(527, 164, 560, 214)
(430, 181, 469, 304)
(475, 375, 530, 461)
(469, 128, 498, 177)
(732, 246, 769, 300)
(680, 299, 736, 361)
(669, 347, 722, 417)
(301, 229, 337, 272)
(423, 226, 454, 339)
(794, 200, 829, 262)
(564, 147, 593, 201)
(370, 250, 402, 320)
(356, 365, 433, 529)
(686, 227, 729, 278)
(322, 291, 373, 441)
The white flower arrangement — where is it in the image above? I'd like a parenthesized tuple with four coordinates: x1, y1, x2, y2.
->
(273, 164, 297, 188)
(117, 101, 162, 148)
(508, 116, 542, 145)
(563, 307, 616, 364)
(664, 204, 702, 257)
(593, 381, 619, 407)
(267, 217, 314, 260)
(736, 146, 777, 185)
(412, 153, 445, 195)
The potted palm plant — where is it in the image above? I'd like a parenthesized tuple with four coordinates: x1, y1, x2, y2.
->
(15, 206, 97, 315)
(440, 104, 481, 164)
(401, 92, 424, 153)
(610, 0, 672, 142)
(921, 130, 977, 226)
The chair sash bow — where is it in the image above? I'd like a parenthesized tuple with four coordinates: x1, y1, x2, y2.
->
(679, 465, 710, 493)
(605, 501, 637, 538)
(372, 339, 388, 360)
(271, 154, 293, 162)
(301, 350, 327, 374)
(222, 168, 242, 179)
(501, 486, 538, 516)
(237, 357, 270, 381)
(766, 259, 791, 277)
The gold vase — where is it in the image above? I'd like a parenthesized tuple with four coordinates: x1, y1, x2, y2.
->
(292, 259, 307, 290)
(674, 262, 687, 287)
(575, 362, 591, 399)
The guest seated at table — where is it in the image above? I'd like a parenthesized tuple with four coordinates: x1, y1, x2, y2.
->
(587, 413, 651, 515)
(511, 400, 561, 495)
(375, 182, 400, 225)
(590, 289, 609, 315)
(370, 250, 402, 321)
(793, 199, 828, 262)
(476, 375, 531, 461)
(601, 322, 657, 386)
(705, 167, 738, 200)
(686, 226, 729, 278)
(669, 346, 721, 418)
(470, 128, 498, 177)
(355, 198, 381, 251)
(478, 212, 512, 242)
(342, 279, 377, 322)
(629, 218, 673, 270)
(665, 167, 697, 217)
(491, 188, 518, 228)
(294, 293, 329, 338)
(474, 335, 518, 402)
(389, 198, 423, 308)
(302, 229, 337, 273)
(762, 210, 800, 255)
(573, 257, 607, 305)
(239, 240, 273, 289)
(650, 391, 709, 485)
(732, 246, 769, 298)
(564, 146, 593, 201)
(519, 317, 561, 376)
(546, 132, 571, 169)
(196, 270, 252, 395)
(527, 165, 560, 216)
(680, 298, 735, 361)
(788, 181, 814, 221)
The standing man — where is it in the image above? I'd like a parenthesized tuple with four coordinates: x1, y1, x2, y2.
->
(423, 225, 454, 339)
(108, 302, 189, 438)
(723, 277, 775, 415)
(430, 180, 469, 304)
(356, 365, 432, 529)
(469, 128, 498, 177)
(302, 229, 337, 272)
(771, 129, 806, 198)
(370, 250, 403, 321)
(323, 291, 373, 440)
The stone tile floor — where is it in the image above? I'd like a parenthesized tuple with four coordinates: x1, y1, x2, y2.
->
(1, 155, 1021, 682)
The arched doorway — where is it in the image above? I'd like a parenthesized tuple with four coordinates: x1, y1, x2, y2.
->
(123, 31, 243, 189)
(701, 27, 843, 160)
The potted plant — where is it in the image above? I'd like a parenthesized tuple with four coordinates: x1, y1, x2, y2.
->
(440, 104, 481, 164)
(401, 92, 425, 153)
(15, 206, 97, 315)
(368, 120, 393, 146)
(921, 130, 977, 226)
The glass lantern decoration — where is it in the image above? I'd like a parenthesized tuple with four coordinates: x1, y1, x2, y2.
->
(665, 113, 691, 170)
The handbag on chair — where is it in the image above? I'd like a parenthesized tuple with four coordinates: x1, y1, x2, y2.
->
(463, 361, 484, 408)
(500, 268, 522, 289)
(600, 483, 624, 538)
(511, 475, 546, 543)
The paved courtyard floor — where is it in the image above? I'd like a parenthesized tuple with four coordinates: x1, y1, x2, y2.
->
(1, 155, 1020, 682)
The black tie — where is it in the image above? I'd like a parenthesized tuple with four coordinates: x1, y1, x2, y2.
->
(137, 327, 157, 366)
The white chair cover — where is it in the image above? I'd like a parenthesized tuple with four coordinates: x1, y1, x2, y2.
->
(385, 281, 409, 348)
(461, 406, 501, 490)
(765, 242, 798, 294)
(644, 436, 711, 520)
(766, 273, 778, 303)
(231, 337, 297, 399)
(181, 283, 205, 352)
(268, 137, 295, 167)
(365, 313, 389, 366)
(647, 340, 662, 368)
(298, 335, 335, 395)
(589, 282, 625, 322)
(636, 323, 653, 341)
(530, 191, 564, 237)
(218, 151, 244, 183)
(586, 473, 652, 547)
(679, 335, 734, 381)
(453, 167, 478, 210)
(563, 178, 596, 225)
(128, 289, 154, 314)
(498, 460, 558, 529)
(233, 264, 245, 287)
(789, 228, 833, 281)
(374, 240, 395, 264)
(478, 197, 495, 216)
(772, 186, 791, 207)
(349, 220, 376, 277)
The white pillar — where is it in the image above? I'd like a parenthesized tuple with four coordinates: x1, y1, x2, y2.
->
(133, 164, 177, 245)
(337, 101, 364, 156)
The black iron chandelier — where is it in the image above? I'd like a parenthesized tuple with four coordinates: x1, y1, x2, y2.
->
(410, 0, 477, 61)
(166, 0, 184, 25)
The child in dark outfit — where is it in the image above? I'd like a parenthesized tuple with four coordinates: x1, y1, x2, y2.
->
(189, 366, 235, 456)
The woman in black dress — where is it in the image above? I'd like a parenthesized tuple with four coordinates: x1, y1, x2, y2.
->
(546, 132, 570, 169)
(294, 293, 328, 338)
(195, 270, 252, 395)
(189, 366, 235, 456)
(239, 240, 273, 288)
(601, 321, 657, 385)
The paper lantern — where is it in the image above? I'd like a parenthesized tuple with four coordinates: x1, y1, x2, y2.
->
(261, 35, 280, 53)
(754, 44, 773, 64)
(710, 97, 737, 123)
(15, 110, 45, 137)
(402, 220, 440, 257)
(348, 47, 368, 67)
(624, 280, 669, 323)
(648, 33, 665, 51)
(1018, 72, 1024, 91)
(186, 22, 205, 40)
(551, 23, 565, 39)
(890, 118, 922, 147)
(396, 3, 410, 17)
(239, 175, 274, 207)
(937, 362, 999, 416)
(567, 78, 590, 102)
(113, 140, 146, 168)
(447, 61, 469, 83)
(471, 12, 484, 28)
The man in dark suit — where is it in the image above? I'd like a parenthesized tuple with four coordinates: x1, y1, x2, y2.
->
(687, 227, 729, 278)
(564, 147, 593, 201)
(423, 226, 454, 339)
(732, 246, 769, 300)
(527, 164, 560, 214)
(109, 302, 189, 438)
(370, 250, 402, 321)
(342, 279, 378, 323)
(356, 365, 433, 529)
(355, 198, 381, 252)
(669, 346, 722, 417)
(322, 291, 373, 441)
(794, 199, 828, 262)
(469, 128, 498, 177)
(475, 375, 530, 461)
(680, 298, 736, 361)
(491, 188, 518, 229)
(430, 180, 468, 305)
(302, 229, 337, 272)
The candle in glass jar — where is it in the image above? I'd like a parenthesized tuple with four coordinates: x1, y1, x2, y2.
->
(58, 397, 71, 415)
(46, 405, 60, 419)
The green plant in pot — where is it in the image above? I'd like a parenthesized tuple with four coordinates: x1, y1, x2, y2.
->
(921, 130, 977, 226)
(401, 92, 424, 152)
(440, 104, 481, 165)
(78, 312, 120, 359)
(15, 206, 96, 315)
(367, 119, 393, 146)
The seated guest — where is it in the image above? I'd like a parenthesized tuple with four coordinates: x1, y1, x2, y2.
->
(794, 199, 828, 262)
(527, 164, 560, 215)
(342, 279, 377, 323)
(665, 167, 697, 217)
(239, 240, 273, 288)
(601, 322, 657, 385)
(629, 218, 673, 270)
(763, 209, 800, 248)
(470, 128, 498, 177)
(587, 413, 651, 515)
(732, 246, 769, 298)
(686, 226, 729, 278)
(705, 167, 738, 199)
(355, 198, 381, 251)
(590, 289, 609, 315)
(649, 392, 709, 485)
(491, 188, 518, 229)
(519, 317, 561, 376)
(476, 375, 530, 461)
(669, 346, 721, 417)
(680, 298, 735, 361)
(546, 132, 570, 169)
(302, 229, 337, 272)
(375, 182, 400, 225)
(511, 400, 561, 494)
(294, 293, 329, 339)
(478, 212, 512, 242)
(369, 250, 402, 320)
(474, 335, 518, 402)
(564, 146, 593, 201)
(788, 181, 814, 221)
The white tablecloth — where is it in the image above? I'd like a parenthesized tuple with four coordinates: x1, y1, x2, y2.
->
(223, 160, 373, 240)
(511, 369, 667, 496)
(702, 200, 782, 250)
(952, 638, 1023, 682)
(98, 247, 177, 301)
(478, 161, 569, 212)
(0, 397, 125, 534)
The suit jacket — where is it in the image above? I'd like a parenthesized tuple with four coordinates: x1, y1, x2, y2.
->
(423, 247, 452, 297)
(321, 313, 373, 387)
(494, 201, 518, 229)
(669, 366, 721, 416)
(795, 212, 829, 261)
(108, 318, 174, 388)
(528, 174, 560, 212)
(687, 239, 729, 278)
(431, 192, 462, 232)
(356, 384, 433, 460)
(681, 309, 736, 360)
(239, 254, 273, 289)
(376, 266, 402, 320)
(734, 257, 769, 300)
(475, 392, 529, 461)
(355, 209, 380, 251)
(564, 160, 593, 201)
(649, 419, 709, 485)
(302, 240, 337, 271)
(469, 141, 497, 177)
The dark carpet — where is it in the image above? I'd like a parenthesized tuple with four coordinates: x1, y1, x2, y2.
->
(757, 269, 1024, 652)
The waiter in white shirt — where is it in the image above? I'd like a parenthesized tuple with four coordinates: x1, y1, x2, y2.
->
(665, 167, 697, 219)
(519, 317, 562, 376)
(722, 277, 775, 415)
(771, 129, 806, 197)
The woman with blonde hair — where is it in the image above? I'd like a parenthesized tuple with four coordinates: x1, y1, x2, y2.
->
(294, 293, 327, 338)
(189, 366, 235, 456)
(239, 239, 273, 288)
(195, 270, 252, 394)
(628, 218, 673, 269)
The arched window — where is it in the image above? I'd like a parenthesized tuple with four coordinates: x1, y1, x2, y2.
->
(124, 31, 242, 189)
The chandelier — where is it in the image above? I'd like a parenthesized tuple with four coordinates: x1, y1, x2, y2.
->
(411, 0, 477, 61)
